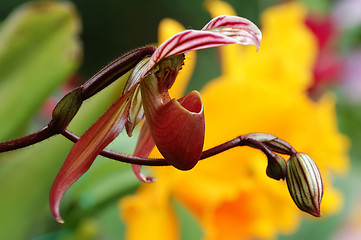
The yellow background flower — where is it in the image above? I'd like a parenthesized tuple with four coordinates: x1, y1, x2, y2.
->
(120, 1, 349, 239)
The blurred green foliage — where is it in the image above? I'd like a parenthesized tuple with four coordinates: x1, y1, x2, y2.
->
(0, 0, 261, 89)
(0, 2, 81, 139)
(0, 1, 139, 239)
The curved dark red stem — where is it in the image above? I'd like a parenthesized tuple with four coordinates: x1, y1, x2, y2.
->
(1, 126, 292, 167)
(61, 129, 278, 166)
(0, 126, 55, 152)
(81, 46, 156, 100)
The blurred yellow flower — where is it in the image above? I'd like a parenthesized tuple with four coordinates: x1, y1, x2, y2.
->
(120, 1, 349, 240)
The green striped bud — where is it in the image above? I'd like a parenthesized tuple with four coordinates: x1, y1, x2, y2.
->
(286, 153, 324, 217)
(50, 87, 82, 131)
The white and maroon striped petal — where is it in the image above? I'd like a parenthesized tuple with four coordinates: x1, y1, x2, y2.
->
(202, 14, 260, 37)
(148, 15, 262, 69)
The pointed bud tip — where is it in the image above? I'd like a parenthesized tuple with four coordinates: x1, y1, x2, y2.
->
(304, 206, 322, 217)
(312, 210, 322, 218)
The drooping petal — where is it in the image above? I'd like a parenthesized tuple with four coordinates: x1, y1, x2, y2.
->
(132, 121, 156, 183)
(141, 76, 205, 170)
(148, 15, 262, 69)
(131, 164, 155, 183)
(133, 121, 156, 158)
(49, 91, 132, 223)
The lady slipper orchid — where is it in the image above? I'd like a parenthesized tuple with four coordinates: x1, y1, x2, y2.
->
(49, 15, 262, 223)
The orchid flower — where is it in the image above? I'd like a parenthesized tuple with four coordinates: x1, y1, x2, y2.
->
(0, 13, 325, 223)
(49, 15, 262, 223)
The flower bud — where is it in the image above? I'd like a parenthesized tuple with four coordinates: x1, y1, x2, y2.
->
(286, 153, 324, 217)
(50, 87, 82, 131)
(266, 155, 287, 180)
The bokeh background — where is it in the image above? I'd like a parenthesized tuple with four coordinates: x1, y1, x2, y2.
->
(1, 0, 361, 239)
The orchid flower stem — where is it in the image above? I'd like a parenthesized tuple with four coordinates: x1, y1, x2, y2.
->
(61, 129, 168, 165)
(80, 46, 156, 100)
(0, 125, 294, 167)
(241, 138, 278, 159)
(61, 129, 294, 166)
(0, 126, 56, 152)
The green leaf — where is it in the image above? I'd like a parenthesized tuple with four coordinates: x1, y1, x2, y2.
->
(0, 1, 82, 140)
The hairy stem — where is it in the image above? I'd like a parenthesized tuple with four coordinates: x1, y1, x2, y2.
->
(81, 46, 156, 100)
(0, 126, 55, 152)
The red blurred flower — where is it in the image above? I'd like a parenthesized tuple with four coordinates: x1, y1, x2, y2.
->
(305, 14, 343, 95)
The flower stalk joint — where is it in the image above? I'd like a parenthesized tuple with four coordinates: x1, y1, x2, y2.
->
(245, 133, 296, 155)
